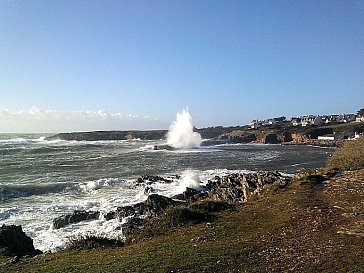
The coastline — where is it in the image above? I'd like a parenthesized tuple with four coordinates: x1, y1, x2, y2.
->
(45, 131, 345, 148)
(2, 168, 364, 272)
(1, 135, 363, 272)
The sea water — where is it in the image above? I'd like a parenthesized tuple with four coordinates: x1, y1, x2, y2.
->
(0, 133, 334, 252)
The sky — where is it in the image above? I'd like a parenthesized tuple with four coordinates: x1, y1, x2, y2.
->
(1, 0, 363, 133)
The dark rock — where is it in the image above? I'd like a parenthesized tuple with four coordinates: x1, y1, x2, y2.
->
(121, 218, 146, 236)
(264, 134, 280, 144)
(152, 144, 176, 150)
(144, 186, 156, 195)
(116, 206, 135, 221)
(53, 210, 100, 229)
(136, 175, 172, 184)
(172, 187, 200, 201)
(104, 211, 116, 221)
(138, 194, 178, 217)
(115, 195, 179, 235)
(0, 225, 42, 256)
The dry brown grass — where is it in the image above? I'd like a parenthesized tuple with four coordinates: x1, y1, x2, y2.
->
(327, 136, 364, 171)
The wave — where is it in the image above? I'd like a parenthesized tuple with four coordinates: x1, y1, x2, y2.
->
(0, 183, 73, 202)
(0, 177, 130, 202)
(78, 177, 126, 193)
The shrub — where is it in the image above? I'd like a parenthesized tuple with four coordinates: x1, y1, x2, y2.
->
(66, 235, 124, 251)
(327, 136, 364, 171)
(127, 206, 214, 242)
(162, 207, 214, 227)
(189, 199, 233, 212)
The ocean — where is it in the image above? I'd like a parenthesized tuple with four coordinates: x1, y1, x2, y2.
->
(0, 133, 334, 252)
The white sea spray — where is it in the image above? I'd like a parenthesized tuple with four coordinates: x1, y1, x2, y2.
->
(167, 109, 202, 149)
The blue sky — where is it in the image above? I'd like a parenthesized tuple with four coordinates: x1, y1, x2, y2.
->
(1, 1, 363, 132)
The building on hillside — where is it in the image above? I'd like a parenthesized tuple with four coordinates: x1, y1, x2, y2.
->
(301, 115, 324, 127)
(262, 119, 277, 126)
(291, 117, 301, 126)
(317, 134, 344, 141)
(356, 115, 364, 122)
(261, 116, 286, 126)
(322, 115, 339, 124)
(336, 114, 356, 123)
(248, 120, 261, 129)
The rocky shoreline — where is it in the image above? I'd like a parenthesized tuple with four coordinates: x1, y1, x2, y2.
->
(52, 171, 291, 239)
(1, 171, 291, 257)
(3, 168, 364, 272)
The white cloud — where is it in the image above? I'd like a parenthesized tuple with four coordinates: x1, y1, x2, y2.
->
(0, 107, 168, 133)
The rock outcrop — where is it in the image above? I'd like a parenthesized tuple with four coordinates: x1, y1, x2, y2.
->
(206, 171, 290, 203)
(116, 194, 179, 221)
(51, 172, 291, 238)
(0, 225, 42, 256)
(53, 210, 100, 229)
(112, 172, 291, 237)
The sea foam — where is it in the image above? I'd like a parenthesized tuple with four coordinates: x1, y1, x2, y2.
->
(167, 109, 202, 149)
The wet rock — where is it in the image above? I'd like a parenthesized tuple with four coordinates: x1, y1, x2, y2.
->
(0, 225, 42, 256)
(138, 194, 178, 217)
(104, 211, 116, 221)
(144, 186, 156, 195)
(152, 144, 176, 150)
(115, 194, 179, 222)
(116, 206, 136, 221)
(172, 187, 200, 201)
(112, 172, 290, 239)
(136, 175, 172, 184)
(53, 210, 100, 229)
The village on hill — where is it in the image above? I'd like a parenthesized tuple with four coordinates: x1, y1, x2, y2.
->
(248, 107, 364, 129)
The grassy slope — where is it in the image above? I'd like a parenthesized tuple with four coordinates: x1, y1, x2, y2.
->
(327, 136, 364, 171)
(2, 169, 364, 273)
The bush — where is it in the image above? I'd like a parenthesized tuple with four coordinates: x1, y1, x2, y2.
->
(189, 199, 233, 212)
(162, 207, 214, 227)
(66, 235, 124, 251)
(327, 136, 364, 171)
(127, 206, 214, 242)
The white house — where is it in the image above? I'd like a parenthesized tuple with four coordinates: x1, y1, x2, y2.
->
(356, 115, 364, 122)
(291, 117, 301, 126)
(301, 115, 324, 127)
(248, 120, 261, 129)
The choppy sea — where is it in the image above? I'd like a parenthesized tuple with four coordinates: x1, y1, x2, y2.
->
(0, 133, 334, 252)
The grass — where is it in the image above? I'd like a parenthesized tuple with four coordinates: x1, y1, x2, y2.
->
(327, 136, 364, 171)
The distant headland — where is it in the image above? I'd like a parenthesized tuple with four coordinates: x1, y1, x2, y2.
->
(46, 109, 364, 146)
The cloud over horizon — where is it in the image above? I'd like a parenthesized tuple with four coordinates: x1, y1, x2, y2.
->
(0, 106, 168, 133)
